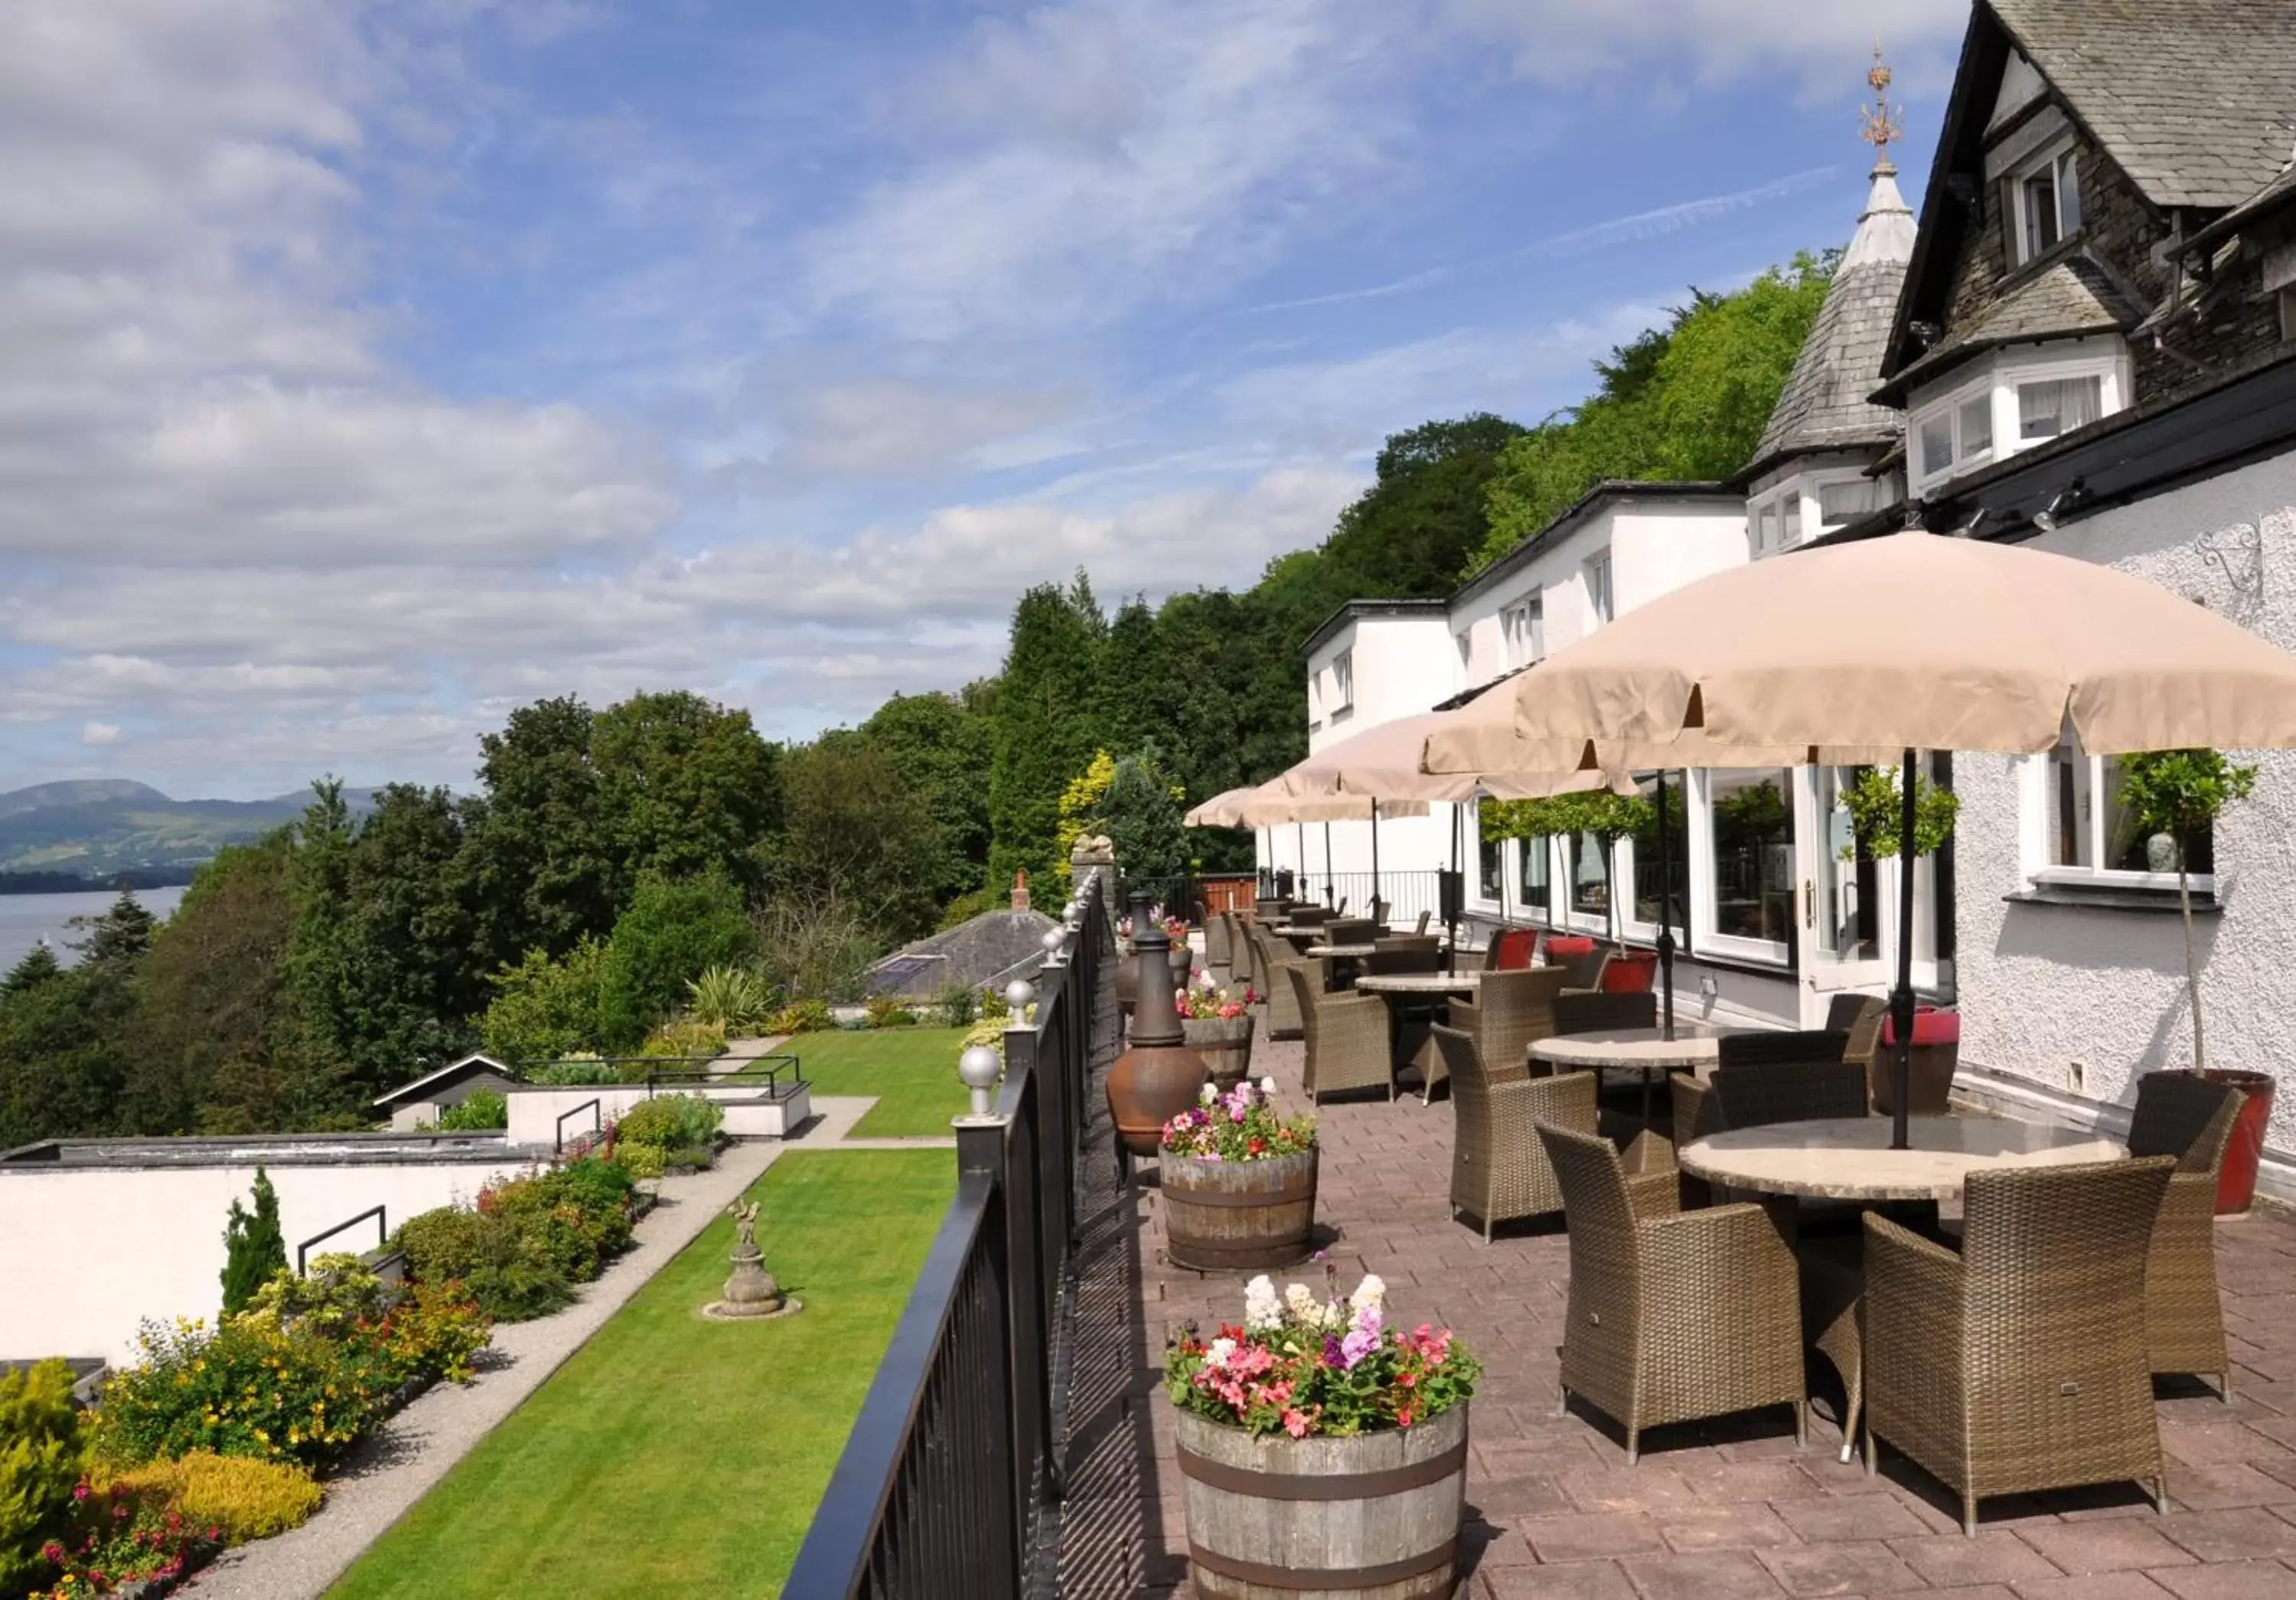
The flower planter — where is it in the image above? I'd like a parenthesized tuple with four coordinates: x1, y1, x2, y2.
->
(1175, 1401, 1469, 1599)
(1163, 1147, 1316, 1271)
(1182, 1015, 1256, 1089)
(2202, 1067, 2275, 1216)
(1875, 1006, 1960, 1116)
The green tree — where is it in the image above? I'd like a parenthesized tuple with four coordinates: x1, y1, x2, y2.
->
(0, 942, 60, 1000)
(1476, 253, 1835, 570)
(856, 690, 995, 906)
(465, 695, 617, 965)
(592, 690, 784, 893)
(66, 890, 157, 973)
(989, 576, 1110, 889)
(595, 871, 755, 1050)
(0, 1358, 83, 1596)
(1093, 744, 1190, 887)
(770, 738, 944, 941)
(2118, 749, 2259, 1073)
(481, 938, 607, 1066)
(220, 1166, 286, 1315)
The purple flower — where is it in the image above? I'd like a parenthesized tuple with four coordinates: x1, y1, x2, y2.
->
(1322, 1334, 1344, 1367)
(1230, 1103, 1247, 1123)
(1340, 1323, 1380, 1369)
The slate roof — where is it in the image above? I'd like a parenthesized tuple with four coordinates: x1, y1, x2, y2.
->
(1873, 253, 2141, 404)
(866, 908, 1057, 1000)
(1991, 0, 2296, 211)
(1745, 164, 1914, 478)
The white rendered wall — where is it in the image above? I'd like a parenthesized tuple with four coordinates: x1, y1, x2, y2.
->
(1952, 453, 2296, 1154)
(502, 1083, 809, 1148)
(1, 1157, 529, 1365)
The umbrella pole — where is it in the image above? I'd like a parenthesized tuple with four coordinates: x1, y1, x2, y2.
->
(1655, 769, 1677, 1042)
(1891, 748, 1919, 1151)
(1446, 804, 1459, 976)
(1371, 799, 1381, 924)
(1296, 821, 1306, 906)
(1323, 821, 1333, 907)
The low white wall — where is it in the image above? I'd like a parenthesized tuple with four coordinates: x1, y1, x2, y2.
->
(1, 1155, 529, 1366)
(504, 1082, 807, 1148)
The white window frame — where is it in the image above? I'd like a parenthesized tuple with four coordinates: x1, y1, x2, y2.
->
(1470, 799, 1505, 911)
(1515, 833, 1555, 925)
(2012, 364, 2111, 447)
(1500, 594, 1544, 669)
(1583, 550, 1613, 625)
(2011, 142, 2082, 267)
(2019, 749, 2216, 896)
(1329, 649, 1353, 717)
(1614, 776, 1687, 947)
(1910, 375, 2000, 494)
(1812, 472, 1887, 532)
(1687, 768, 1798, 968)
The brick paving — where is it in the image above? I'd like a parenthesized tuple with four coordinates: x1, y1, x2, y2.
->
(1057, 1027, 2296, 1600)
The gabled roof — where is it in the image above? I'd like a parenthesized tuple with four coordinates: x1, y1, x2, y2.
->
(1744, 162, 1915, 478)
(1990, 0, 2296, 211)
(1873, 253, 2143, 405)
(373, 1052, 514, 1109)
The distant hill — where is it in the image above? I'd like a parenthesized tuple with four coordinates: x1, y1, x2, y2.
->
(0, 781, 380, 881)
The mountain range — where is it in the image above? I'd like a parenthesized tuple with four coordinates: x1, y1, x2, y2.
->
(0, 780, 380, 885)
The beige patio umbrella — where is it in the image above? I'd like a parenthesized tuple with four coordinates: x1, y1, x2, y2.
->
(1185, 778, 1427, 909)
(1463, 529, 2296, 1148)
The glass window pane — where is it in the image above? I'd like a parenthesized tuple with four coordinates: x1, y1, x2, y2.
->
(1818, 478, 1882, 526)
(1816, 768, 1879, 960)
(2050, 741, 2089, 867)
(1632, 774, 1683, 931)
(1754, 504, 1778, 553)
(1919, 412, 1955, 478)
(1959, 393, 1993, 458)
(2024, 170, 2059, 257)
(2057, 152, 2081, 235)
(1570, 831, 1607, 919)
(2019, 375, 2102, 440)
(1478, 824, 1502, 899)
(1518, 833, 1549, 916)
(1782, 495, 1803, 544)
(1708, 770, 1795, 945)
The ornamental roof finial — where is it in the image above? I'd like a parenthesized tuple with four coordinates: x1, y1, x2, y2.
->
(1860, 44, 1904, 170)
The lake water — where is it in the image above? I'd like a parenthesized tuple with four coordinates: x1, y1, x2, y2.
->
(0, 887, 188, 975)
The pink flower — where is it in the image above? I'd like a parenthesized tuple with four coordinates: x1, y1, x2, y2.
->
(1283, 1408, 1312, 1438)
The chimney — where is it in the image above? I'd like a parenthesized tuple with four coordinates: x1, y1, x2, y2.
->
(1009, 869, 1030, 913)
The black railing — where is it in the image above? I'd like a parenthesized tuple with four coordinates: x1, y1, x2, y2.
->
(785, 876, 1108, 1599)
(297, 1205, 387, 1274)
(554, 1098, 602, 1154)
(1299, 867, 1445, 930)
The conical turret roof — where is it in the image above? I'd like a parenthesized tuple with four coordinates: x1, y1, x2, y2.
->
(1746, 160, 1915, 478)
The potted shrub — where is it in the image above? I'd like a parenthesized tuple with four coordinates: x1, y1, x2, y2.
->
(1176, 973, 1257, 1089)
(1159, 1080, 1316, 1270)
(1166, 1269, 1478, 1598)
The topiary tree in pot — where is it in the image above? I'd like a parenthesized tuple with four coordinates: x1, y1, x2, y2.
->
(2118, 749, 2258, 1073)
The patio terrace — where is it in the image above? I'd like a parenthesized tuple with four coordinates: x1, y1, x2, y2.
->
(1058, 1030, 2296, 1600)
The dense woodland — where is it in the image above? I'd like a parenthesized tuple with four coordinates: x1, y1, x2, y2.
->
(0, 255, 1831, 1146)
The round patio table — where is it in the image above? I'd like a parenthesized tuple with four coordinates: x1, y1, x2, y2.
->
(1678, 1115, 2127, 1203)
(1303, 943, 1378, 961)
(1351, 971, 1483, 1102)
(1532, 1024, 1730, 1129)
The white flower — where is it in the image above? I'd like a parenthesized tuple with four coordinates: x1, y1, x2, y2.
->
(1205, 1337, 1238, 1370)
(1243, 1275, 1283, 1332)
(1259, 1075, 1277, 1098)
(1284, 1282, 1319, 1323)
(1200, 1082, 1218, 1105)
(1349, 1274, 1387, 1314)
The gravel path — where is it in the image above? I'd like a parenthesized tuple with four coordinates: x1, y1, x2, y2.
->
(183, 1141, 785, 1600)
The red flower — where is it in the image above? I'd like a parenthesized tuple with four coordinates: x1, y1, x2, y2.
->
(71, 1481, 90, 1501)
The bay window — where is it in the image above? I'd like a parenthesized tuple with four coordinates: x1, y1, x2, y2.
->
(1818, 477, 1886, 529)
(2017, 374, 2103, 442)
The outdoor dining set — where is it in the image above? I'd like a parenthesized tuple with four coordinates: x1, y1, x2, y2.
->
(1172, 531, 2296, 1536)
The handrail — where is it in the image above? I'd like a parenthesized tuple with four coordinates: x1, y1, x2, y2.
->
(554, 1098, 602, 1154)
(297, 1205, 387, 1275)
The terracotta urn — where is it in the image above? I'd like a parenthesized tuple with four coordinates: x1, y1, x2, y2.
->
(1106, 927, 1209, 1164)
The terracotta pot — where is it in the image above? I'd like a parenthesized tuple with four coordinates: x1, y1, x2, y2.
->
(1176, 1401, 1467, 1600)
(1182, 1014, 1255, 1089)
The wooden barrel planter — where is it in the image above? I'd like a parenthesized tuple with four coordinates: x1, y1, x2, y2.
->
(1176, 1402, 1469, 1599)
(1163, 1148, 1316, 1271)
(1184, 1015, 1256, 1090)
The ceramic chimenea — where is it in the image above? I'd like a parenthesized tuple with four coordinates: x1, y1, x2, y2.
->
(1114, 888, 1155, 1018)
(1105, 925, 1208, 1167)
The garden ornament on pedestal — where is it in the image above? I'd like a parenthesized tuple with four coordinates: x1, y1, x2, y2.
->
(1106, 926, 1208, 1177)
(703, 1199, 802, 1321)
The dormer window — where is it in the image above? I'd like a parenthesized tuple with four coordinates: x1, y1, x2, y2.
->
(2017, 374, 2102, 442)
(2013, 145, 2081, 265)
(1915, 381, 1996, 488)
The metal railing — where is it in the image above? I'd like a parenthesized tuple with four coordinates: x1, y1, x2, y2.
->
(784, 878, 1108, 1599)
(1296, 867, 1446, 930)
(554, 1098, 602, 1154)
(297, 1205, 387, 1274)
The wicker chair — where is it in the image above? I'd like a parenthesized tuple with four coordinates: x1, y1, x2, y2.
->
(1288, 905, 1331, 929)
(1288, 965, 1394, 1102)
(1255, 926, 1308, 1040)
(1446, 968, 1569, 1093)
(1825, 994, 1888, 1069)
(1709, 1060, 1868, 1130)
(1553, 991, 1657, 1035)
(2128, 1073, 2243, 1398)
(1864, 1157, 2177, 1535)
(1205, 908, 1233, 980)
(1540, 1122, 1806, 1464)
(1434, 1026, 1657, 1241)
(1327, 918, 1378, 946)
(1414, 909, 1432, 936)
(1365, 936, 1440, 975)
(1483, 928, 1538, 971)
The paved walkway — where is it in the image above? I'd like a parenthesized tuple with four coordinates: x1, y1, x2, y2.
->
(184, 1096, 920, 1600)
(1059, 1030, 2296, 1600)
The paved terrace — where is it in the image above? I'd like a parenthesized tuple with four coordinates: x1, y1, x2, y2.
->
(1058, 1032, 2296, 1600)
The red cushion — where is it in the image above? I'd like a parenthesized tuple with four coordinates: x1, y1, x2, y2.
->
(1880, 1005, 1961, 1047)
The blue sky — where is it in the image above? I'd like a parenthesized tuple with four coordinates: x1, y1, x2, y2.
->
(0, 0, 1969, 798)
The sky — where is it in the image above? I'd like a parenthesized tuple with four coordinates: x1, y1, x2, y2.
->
(0, 0, 1973, 800)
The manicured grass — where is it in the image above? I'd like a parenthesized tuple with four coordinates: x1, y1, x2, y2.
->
(775, 1024, 975, 1138)
(327, 1149, 955, 1600)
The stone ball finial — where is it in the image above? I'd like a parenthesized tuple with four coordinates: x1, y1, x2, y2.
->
(1003, 977, 1036, 1013)
(958, 1043, 1003, 1118)
(1041, 926, 1067, 954)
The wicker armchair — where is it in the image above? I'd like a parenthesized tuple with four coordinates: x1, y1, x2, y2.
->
(1255, 926, 1307, 1040)
(2128, 1073, 2243, 1398)
(1717, 1029, 1849, 1070)
(1288, 965, 1394, 1102)
(1825, 994, 1888, 1084)
(1863, 1157, 2177, 1534)
(1327, 918, 1378, 946)
(1483, 928, 1537, 971)
(1447, 968, 1569, 1092)
(1540, 1122, 1805, 1464)
(1205, 908, 1233, 979)
(1288, 905, 1331, 929)
(1434, 1026, 1657, 1241)
(1709, 1060, 1869, 1130)
(1414, 909, 1432, 935)
(1365, 936, 1440, 975)
(1553, 991, 1656, 1034)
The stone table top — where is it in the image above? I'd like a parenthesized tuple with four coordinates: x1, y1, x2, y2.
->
(1530, 1025, 1728, 1071)
(1678, 1115, 2129, 1201)
(1304, 943, 1379, 959)
(1351, 971, 1485, 996)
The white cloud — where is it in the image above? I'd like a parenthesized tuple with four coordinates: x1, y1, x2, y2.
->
(80, 722, 121, 746)
(1438, 0, 1970, 87)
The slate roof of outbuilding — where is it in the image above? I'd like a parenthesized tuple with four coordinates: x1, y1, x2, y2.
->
(1873, 253, 2143, 404)
(1745, 163, 1914, 478)
(1991, 0, 2296, 211)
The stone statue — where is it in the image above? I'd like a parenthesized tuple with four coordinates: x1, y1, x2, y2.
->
(730, 1199, 758, 1252)
(703, 1197, 800, 1320)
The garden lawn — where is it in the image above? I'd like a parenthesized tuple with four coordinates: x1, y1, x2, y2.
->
(326, 1148, 954, 1600)
(776, 1024, 974, 1138)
